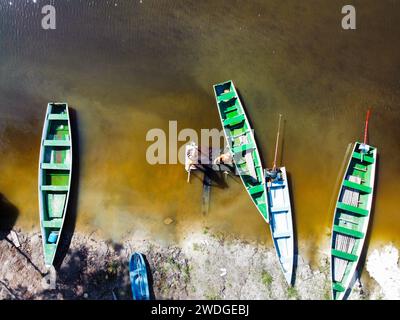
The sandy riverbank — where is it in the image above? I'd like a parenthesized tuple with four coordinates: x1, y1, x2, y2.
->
(0, 227, 398, 300)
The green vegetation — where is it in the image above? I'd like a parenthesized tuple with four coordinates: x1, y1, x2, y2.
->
(106, 261, 120, 277)
(205, 292, 221, 300)
(203, 226, 210, 235)
(323, 287, 331, 300)
(261, 271, 273, 287)
(182, 264, 191, 284)
(287, 286, 299, 299)
(192, 243, 201, 251)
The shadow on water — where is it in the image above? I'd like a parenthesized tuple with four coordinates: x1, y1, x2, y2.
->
(235, 88, 268, 167)
(54, 107, 80, 270)
(0, 194, 45, 277)
(0, 193, 18, 239)
(286, 171, 298, 287)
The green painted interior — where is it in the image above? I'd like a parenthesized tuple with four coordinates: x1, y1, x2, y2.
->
(331, 142, 376, 299)
(214, 81, 269, 222)
(39, 104, 71, 265)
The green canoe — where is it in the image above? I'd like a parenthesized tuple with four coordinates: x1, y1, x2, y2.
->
(330, 141, 377, 300)
(38, 103, 72, 267)
(213, 80, 269, 223)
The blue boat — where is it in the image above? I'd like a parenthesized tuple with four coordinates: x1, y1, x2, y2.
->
(129, 252, 150, 300)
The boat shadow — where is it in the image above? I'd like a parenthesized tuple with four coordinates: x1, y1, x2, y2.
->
(189, 165, 231, 189)
(286, 171, 298, 287)
(235, 88, 268, 167)
(54, 107, 80, 270)
(142, 254, 156, 300)
(0, 193, 46, 276)
(0, 193, 19, 240)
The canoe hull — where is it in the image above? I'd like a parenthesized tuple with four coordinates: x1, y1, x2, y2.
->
(129, 252, 151, 300)
(330, 142, 377, 300)
(266, 167, 294, 285)
(213, 80, 269, 223)
(38, 103, 72, 267)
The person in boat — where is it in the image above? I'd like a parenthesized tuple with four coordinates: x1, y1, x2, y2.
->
(265, 167, 282, 182)
(213, 152, 233, 175)
(213, 152, 233, 165)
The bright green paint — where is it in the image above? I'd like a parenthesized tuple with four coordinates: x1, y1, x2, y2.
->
(39, 103, 72, 267)
(213, 80, 269, 223)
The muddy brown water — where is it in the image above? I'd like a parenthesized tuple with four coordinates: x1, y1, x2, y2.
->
(0, 1, 399, 265)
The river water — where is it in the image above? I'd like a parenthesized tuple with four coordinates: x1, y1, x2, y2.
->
(0, 1, 399, 258)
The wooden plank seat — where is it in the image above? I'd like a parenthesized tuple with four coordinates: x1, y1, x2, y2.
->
(223, 114, 245, 127)
(333, 224, 364, 239)
(331, 249, 358, 262)
(217, 91, 236, 102)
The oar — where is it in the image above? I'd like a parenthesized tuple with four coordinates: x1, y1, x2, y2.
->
(272, 114, 282, 171)
(363, 109, 371, 145)
(187, 168, 191, 183)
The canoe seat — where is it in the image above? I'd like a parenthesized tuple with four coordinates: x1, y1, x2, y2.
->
(333, 224, 364, 239)
(331, 249, 358, 262)
(42, 219, 63, 228)
(248, 184, 264, 195)
(223, 105, 238, 114)
(232, 142, 255, 154)
(217, 91, 236, 102)
(343, 179, 371, 194)
(273, 231, 291, 239)
(41, 163, 71, 170)
(354, 163, 367, 172)
(352, 152, 374, 164)
(48, 113, 68, 120)
(41, 185, 69, 192)
(337, 202, 368, 216)
(223, 114, 245, 127)
(270, 206, 289, 213)
(44, 139, 70, 147)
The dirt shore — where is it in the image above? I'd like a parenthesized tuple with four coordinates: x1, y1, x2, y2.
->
(0, 228, 397, 300)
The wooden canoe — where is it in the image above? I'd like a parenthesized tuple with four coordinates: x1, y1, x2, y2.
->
(266, 167, 294, 285)
(213, 80, 269, 223)
(129, 252, 150, 300)
(330, 141, 377, 300)
(38, 103, 72, 267)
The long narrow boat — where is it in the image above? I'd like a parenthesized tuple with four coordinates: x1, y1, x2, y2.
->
(266, 167, 294, 285)
(38, 103, 72, 267)
(213, 80, 269, 223)
(330, 110, 377, 300)
(265, 115, 294, 285)
(129, 252, 150, 300)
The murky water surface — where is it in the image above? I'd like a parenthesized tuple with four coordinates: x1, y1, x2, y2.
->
(1, 1, 399, 257)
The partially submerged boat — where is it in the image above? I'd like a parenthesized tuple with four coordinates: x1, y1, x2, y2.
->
(330, 110, 377, 300)
(213, 80, 269, 223)
(129, 252, 150, 300)
(265, 115, 294, 285)
(38, 103, 72, 267)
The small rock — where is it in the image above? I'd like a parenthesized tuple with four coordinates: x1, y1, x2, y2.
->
(164, 218, 174, 225)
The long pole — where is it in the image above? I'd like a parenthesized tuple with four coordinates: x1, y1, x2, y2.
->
(363, 109, 371, 145)
(273, 114, 282, 171)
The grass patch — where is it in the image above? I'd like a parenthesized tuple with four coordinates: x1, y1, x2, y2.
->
(287, 286, 299, 299)
(261, 271, 273, 287)
(205, 292, 221, 300)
